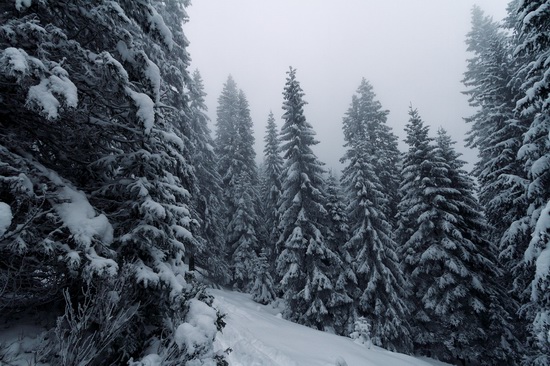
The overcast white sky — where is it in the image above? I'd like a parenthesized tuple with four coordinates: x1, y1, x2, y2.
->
(184, 0, 509, 172)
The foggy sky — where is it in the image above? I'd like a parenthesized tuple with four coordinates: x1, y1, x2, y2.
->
(184, 0, 509, 173)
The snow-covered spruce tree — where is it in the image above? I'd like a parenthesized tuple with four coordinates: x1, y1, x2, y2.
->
(510, 1, 550, 364)
(436, 128, 523, 364)
(342, 79, 401, 228)
(214, 77, 259, 289)
(341, 93, 411, 353)
(524, 199, 550, 366)
(188, 69, 229, 284)
(397, 111, 451, 360)
(215, 75, 239, 191)
(251, 247, 277, 304)
(261, 111, 284, 261)
(397, 108, 514, 364)
(462, 6, 531, 356)
(276, 67, 340, 330)
(463, 5, 529, 244)
(0, 1, 224, 364)
(350, 317, 373, 349)
(324, 171, 356, 335)
(226, 173, 259, 291)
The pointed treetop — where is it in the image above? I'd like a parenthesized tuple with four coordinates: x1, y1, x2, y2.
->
(404, 106, 431, 149)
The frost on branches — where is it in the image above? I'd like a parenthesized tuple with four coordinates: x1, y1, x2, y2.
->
(397, 109, 519, 364)
(215, 76, 260, 290)
(0, 1, 224, 364)
(511, 2, 550, 363)
(340, 80, 411, 353)
(350, 317, 372, 349)
(275, 67, 340, 331)
(525, 200, 550, 365)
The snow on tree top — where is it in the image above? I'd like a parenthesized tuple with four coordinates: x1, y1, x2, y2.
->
(26, 67, 78, 120)
(14, 0, 32, 11)
(1, 47, 29, 76)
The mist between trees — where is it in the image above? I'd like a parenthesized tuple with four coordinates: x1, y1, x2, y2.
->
(0, 1, 549, 365)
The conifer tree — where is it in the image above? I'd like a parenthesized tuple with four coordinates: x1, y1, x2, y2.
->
(511, 1, 550, 363)
(261, 111, 284, 259)
(188, 69, 228, 283)
(398, 108, 517, 364)
(215, 76, 240, 216)
(463, 6, 529, 243)
(227, 173, 259, 290)
(524, 199, 550, 366)
(214, 76, 259, 289)
(342, 79, 401, 227)
(436, 128, 523, 364)
(0, 1, 223, 364)
(276, 67, 340, 330)
(341, 87, 411, 353)
(251, 247, 277, 305)
(462, 10, 533, 328)
(396, 107, 434, 246)
(325, 171, 356, 335)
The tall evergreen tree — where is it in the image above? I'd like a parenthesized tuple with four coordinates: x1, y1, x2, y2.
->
(462, 5, 529, 244)
(261, 111, 284, 259)
(215, 75, 240, 216)
(226, 173, 259, 290)
(188, 69, 228, 283)
(398, 109, 517, 364)
(396, 107, 434, 249)
(214, 76, 259, 289)
(511, 1, 550, 363)
(524, 199, 550, 366)
(276, 67, 340, 330)
(342, 79, 401, 227)
(462, 6, 531, 354)
(324, 171, 356, 335)
(341, 85, 411, 353)
(436, 128, 523, 364)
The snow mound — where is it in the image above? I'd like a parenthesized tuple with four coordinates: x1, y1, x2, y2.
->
(175, 299, 218, 354)
(0, 201, 12, 237)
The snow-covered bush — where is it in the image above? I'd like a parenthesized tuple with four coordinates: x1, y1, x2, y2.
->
(350, 317, 372, 349)
(126, 288, 226, 366)
(251, 248, 276, 305)
(38, 276, 137, 365)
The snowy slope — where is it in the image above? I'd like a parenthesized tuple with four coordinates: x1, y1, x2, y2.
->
(210, 289, 450, 366)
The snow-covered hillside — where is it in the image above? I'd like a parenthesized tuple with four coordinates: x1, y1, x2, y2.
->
(210, 289, 450, 366)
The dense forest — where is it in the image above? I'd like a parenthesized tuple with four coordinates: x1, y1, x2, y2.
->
(0, 0, 549, 365)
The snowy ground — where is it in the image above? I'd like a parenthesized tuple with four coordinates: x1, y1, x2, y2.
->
(210, 289, 450, 366)
(0, 288, 450, 365)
